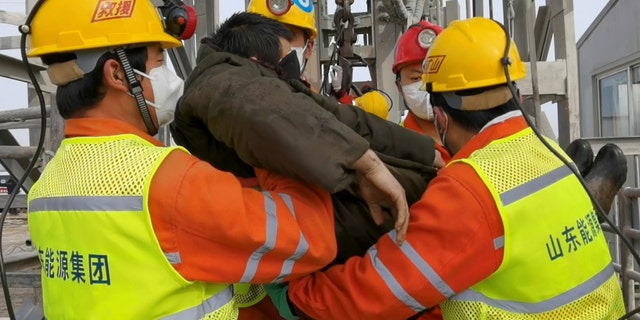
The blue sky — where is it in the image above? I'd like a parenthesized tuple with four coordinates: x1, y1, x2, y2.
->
(0, 0, 610, 145)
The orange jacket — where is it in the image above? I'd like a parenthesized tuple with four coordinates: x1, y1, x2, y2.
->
(286, 117, 533, 319)
(404, 110, 450, 299)
(65, 118, 337, 319)
(332, 88, 355, 105)
(403, 112, 451, 164)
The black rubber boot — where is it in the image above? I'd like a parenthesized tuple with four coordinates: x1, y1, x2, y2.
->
(584, 143, 627, 217)
(565, 138, 594, 177)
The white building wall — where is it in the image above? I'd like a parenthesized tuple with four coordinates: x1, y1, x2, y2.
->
(577, 0, 640, 137)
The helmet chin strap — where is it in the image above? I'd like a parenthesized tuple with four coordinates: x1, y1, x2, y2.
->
(114, 48, 158, 136)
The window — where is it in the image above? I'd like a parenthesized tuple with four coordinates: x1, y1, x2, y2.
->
(599, 70, 629, 136)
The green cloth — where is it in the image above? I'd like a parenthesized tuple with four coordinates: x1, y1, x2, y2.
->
(264, 283, 298, 320)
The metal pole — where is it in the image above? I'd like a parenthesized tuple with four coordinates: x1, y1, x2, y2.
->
(489, 0, 494, 19)
(0, 107, 49, 123)
(472, 0, 483, 17)
(525, 0, 541, 128)
(547, 0, 580, 147)
(444, 0, 460, 26)
(0, 146, 37, 160)
(436, 0, 443, 25)
(406, 0, 417, 25)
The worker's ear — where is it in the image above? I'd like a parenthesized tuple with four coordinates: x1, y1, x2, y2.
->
(433, 106, 447, 134)
(103, 59, 130, 93)
(394, 78, 403, 93)
(304, 40, 314, 60)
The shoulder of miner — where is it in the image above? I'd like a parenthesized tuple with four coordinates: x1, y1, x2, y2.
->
(287, 78, 437, 167)
(173, 44, 254, 177)
(178, 54, 370, 194)
(285, 78, 347, 113)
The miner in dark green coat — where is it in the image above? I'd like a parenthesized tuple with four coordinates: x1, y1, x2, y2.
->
(171, 12, 442, 265)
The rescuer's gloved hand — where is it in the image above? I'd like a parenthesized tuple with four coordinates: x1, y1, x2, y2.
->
(329, 64, 343, 92)
(264, 283, 299, 320)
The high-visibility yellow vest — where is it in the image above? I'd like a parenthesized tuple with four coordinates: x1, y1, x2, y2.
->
(28, 134, 239, 319)
(233, 284, 267, 308)
(440, 127, 625, 319)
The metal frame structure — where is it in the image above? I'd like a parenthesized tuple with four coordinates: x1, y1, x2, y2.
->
(613, 187, 640, 319)
(307, 0, 580, 144)
(0, 0, 583, 177)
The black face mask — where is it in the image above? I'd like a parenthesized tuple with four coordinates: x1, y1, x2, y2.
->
(278, 50, 301, 80)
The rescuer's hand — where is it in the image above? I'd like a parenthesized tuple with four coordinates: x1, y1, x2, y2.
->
(351, 149, 409, 245)
(329, 64, 343, 92)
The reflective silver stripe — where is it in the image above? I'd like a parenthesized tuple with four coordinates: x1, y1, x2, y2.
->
(29, 196, 143, 213)
(500, 166, 572, 206)
(494, 236, 505, 250)
(162, 286, 233, 319)
(450, 264, 615, 313)
(240, 192, 278, 282)
(368, 245, 426, 312)
(387, 230, 455, 298)
(165, 252, 181, 265)
(273, 193, 309, 283)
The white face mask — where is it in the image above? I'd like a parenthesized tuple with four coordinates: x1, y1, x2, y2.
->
(291, 40, 309, 73)
(133, 65, 184, 128)
(401, 81, 433, 121)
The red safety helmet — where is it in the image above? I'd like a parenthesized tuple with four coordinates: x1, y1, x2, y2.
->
(392, 21, 443, 74)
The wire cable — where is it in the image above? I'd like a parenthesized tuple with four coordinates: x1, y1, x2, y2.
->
(620, 305, 640, 320)
(0, 1, 47, 319)
(320, 22, 345, 96)
(493, 19, 640, 319)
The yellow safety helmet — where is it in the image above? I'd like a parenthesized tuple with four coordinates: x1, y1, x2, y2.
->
(28, 0, 186, 58)
(247, 0, 317, 40)
(423, 17, 526, 95)
(354, 90, 390, 120)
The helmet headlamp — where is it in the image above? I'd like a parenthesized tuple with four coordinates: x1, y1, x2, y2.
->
(267, 0, 292, 16)
(418, 29, 437, 49)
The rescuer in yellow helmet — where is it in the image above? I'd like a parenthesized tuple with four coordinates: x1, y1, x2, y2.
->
(247, 0, 316, 75)
(247, 0, 389, 121)
(353, 86, 390, 120)
(263, 17, 626, 320)
(24, 1, 349, 318)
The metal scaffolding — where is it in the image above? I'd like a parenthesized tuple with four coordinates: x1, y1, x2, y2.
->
(0, 0, 581, 175)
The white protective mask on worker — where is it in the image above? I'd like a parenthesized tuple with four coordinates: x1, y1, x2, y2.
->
(291, 40, 309, 73)
(401, 81, 433, 121)
(133, 64, 184, 127)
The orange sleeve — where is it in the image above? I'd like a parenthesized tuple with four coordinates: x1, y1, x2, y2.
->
(332, 88, 354, 105)
(287, 164, 504, 319)
(149, 150, 336, 284)
(337, 93, 354, 105)
(435, 143, 452, 164)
